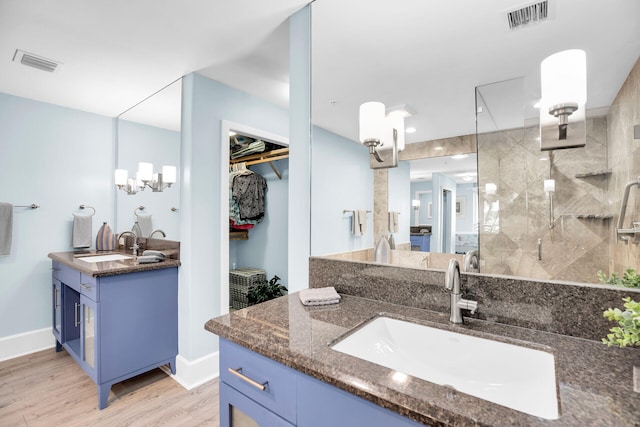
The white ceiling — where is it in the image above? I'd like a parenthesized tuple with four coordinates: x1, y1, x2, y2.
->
(1, 0, 639, 144)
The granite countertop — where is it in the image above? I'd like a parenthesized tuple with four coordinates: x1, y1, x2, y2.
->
(48, 250, 181, 277)
(205, 293, 640, 426)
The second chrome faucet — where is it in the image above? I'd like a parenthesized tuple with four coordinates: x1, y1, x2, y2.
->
(445, 258, 478, 324)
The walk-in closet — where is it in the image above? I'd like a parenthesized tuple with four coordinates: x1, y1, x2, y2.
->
(228, 131, 289, 310)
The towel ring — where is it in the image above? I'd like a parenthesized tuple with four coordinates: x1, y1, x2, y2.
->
(134, 206, 146, 217)
(79, 204, 95, 216)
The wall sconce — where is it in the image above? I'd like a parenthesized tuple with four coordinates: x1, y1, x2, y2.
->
(545, 179, 555, 229)
(539, 49, 587, 150)
(412, 200, 421, 210)
(115, 162, 176, 195)
(359, 102, 405, 169)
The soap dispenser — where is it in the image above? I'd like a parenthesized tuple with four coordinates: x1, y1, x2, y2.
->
(374, 235, 391, 264)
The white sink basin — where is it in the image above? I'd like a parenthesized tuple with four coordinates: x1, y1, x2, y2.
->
(331, 316, 559, 420)
(76, 254, 132, 263)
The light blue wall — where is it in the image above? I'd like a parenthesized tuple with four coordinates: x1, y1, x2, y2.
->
(311, 127, 373, 255)
(388, 161, 411, 245)
(431, 173, 457, 253)
(455, 183, 477, 234)
(180, 73, 289, 360)
(231, 159, 289, 287)
(410, 180, 434, 226)
(0, 92, 114, 338)
(116, 120, 181, 239)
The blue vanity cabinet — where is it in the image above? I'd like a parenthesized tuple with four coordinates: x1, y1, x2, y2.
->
(219, 338, 422, 427)
(410, 234, 430, 252)
(51, 261, 178, 409)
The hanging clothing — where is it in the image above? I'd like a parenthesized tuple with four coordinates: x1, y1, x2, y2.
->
(232, 173, 267, 220)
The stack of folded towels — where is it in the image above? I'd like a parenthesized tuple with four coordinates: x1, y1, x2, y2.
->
(299, 286, 341, 306)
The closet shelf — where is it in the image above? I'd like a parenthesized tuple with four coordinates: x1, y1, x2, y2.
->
(230, 148, 289, 180)
(230, 230, 249, 241)
(229, 148, 289, 166)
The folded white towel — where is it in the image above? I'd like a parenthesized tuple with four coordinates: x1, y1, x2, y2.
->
(0, 202, 13, 256)
(352, 210, 362, 236)
(299, 287, 341, 306)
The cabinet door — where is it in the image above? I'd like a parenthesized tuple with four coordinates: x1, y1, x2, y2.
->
(220, 383, 294, 427)
(80, 295, 98, 382)
(52, 279, 62, 343)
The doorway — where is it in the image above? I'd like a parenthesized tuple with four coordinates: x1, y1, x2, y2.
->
(441, 189, 452, 253)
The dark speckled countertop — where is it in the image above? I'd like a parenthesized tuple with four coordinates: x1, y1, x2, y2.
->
(48, 249, 180, 277)
(206, 293, 640, 426)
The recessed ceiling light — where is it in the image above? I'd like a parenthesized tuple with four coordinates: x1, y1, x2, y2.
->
(451, 154, 468, 159)
(386, 104, 415, 118)
(434, 146, 444, 151)
(405, 126, 417, 134)
(533, 100, 542, 108)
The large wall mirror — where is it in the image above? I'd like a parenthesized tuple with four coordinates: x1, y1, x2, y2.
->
(309, 1, 640, 286)
(115, 78, 182, 239)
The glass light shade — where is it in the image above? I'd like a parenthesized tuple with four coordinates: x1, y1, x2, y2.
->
(486, 183, 497, 196)
(127, 178, 137, 190)
(138, 162, 153, 181)
(383, 115, 405, 151)
(544, 179, 556, 192)
(114, 169, 128, 186)
(540, 49, 587, 109)
(135, 171, 144, 187)
(162, 165, 177, 183)
(412, 199, 420, 208)
(359, 102, 385, 144)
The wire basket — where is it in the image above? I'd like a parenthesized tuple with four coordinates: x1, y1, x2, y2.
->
(229, 268, 266, 309)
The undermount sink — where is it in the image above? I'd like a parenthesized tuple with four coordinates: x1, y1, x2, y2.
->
(331, 316, 559, 420)
(76, 254, 132, 263)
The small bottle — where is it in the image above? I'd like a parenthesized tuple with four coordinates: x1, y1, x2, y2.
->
(96, 222, 116, 251)
(387, 234, 396, 250)
(374, 235, 390, 264)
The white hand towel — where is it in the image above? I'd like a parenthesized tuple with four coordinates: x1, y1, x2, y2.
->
(136, 214, 153, 237)
(72, 213, 92, 249)
(358, 210, 368, 235)
(388, 211, 399, 233)
(299, 287, 341, 306)
(0, 202, 13, 256)
(352, 210, 362, 236)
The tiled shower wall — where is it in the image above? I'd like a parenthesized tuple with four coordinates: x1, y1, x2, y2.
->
(477, 117, 609, 283)
(608, 57, 640, 274)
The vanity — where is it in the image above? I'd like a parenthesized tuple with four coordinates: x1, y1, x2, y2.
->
(48, 250, 180, 409)
(206, 257, 640, 426)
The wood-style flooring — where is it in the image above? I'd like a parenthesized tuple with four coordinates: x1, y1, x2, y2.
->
(0, 349, 219, 426)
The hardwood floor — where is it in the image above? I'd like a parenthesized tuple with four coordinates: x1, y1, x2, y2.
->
(0, 349, 219, 426)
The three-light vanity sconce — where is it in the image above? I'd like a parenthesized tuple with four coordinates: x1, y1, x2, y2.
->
(115, 162, 176, 195)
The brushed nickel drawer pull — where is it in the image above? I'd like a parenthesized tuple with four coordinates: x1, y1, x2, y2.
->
(228, 367, 267, 391)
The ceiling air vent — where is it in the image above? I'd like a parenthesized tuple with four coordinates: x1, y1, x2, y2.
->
(12, 49, 62, 73)
(506, 1, 549, 30)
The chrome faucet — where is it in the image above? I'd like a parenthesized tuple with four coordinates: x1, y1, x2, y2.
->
(445, 258, 478, 324)
(149, 229, 166, 239)
(118, 231, 139, 256)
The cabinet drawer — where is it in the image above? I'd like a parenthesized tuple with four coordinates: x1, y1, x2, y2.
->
(52, 262, 80, 289)
(79, 273, 98, 301)
(220, 339, 296, 424)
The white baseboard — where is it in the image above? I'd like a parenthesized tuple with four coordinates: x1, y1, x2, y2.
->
(160, 352, 219, 390)
(0, 328, 56, 362)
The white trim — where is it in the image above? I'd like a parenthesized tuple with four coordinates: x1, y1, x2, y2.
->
(220, 120, 289, 316)
(161, 352, 220, 390)
(0, 327, 56, 362)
